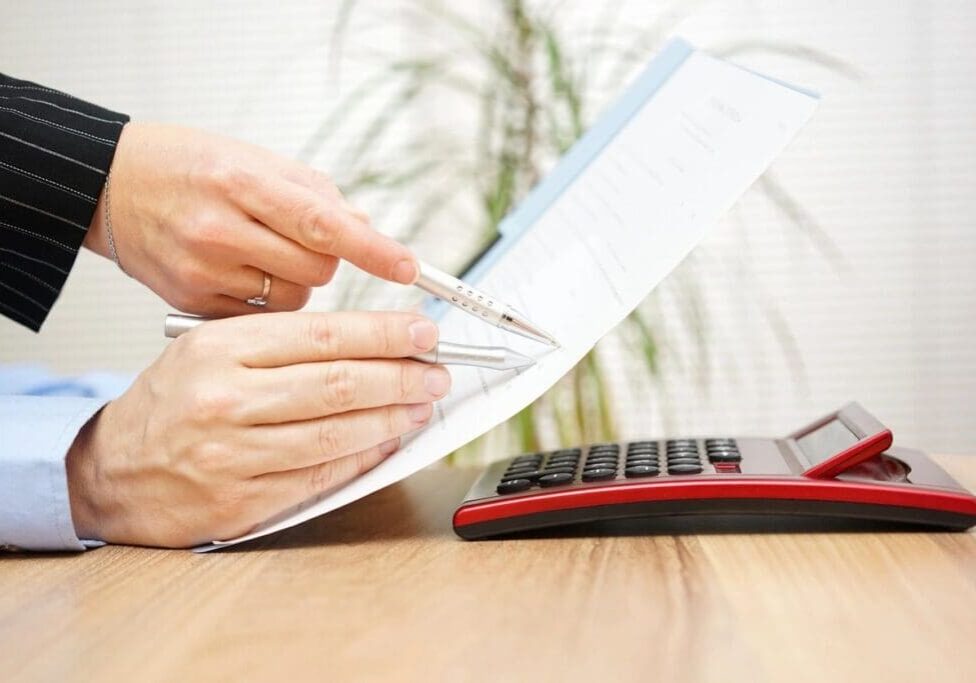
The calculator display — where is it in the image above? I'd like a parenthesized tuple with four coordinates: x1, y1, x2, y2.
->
(796, 419, 859, 464)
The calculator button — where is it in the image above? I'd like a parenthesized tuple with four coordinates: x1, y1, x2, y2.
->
(542, 467, 576, 476)
(625, 458, 658, 468)
(668, 463, 703, 475)
(588, 443, 620, 452)
(585, 456, 618, 465)
(707, 453, 741, 463)
(547, 458, 579, 467)
(581, 468, 616, 482)
(501, 470, 542, 482)
(667, 439, 697, 447)
(551, 448, 582, 458)
(666, 457, 702, 467)
(705, 439, 736, 447)
(625, 465, 660, 478)
(628, 440, 658, 450)
(538, 472, 574, 487)
(512, 454, 542, 464)
(497, 479, 532, 494)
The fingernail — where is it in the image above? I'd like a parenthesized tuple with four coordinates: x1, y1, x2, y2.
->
(424, 367, 451, 398)
(378, 438, 400, 456)
(393, 258, 419, 284)
(408, 403, 433, 424)
(408, 319, 438, 350)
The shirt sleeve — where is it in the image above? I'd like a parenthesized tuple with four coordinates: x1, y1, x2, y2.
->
(0, 395, 108, 551)
(0, 72, 129, 331)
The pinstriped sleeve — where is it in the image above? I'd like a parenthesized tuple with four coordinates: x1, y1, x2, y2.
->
(0, 72, 129, 331)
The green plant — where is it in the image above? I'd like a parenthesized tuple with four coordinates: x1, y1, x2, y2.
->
(301, 0, 851, 462)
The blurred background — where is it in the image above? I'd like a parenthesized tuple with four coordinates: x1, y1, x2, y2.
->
(1, 1, 974, 456)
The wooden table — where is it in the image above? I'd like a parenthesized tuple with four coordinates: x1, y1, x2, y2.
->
(2, 456, 975, 683)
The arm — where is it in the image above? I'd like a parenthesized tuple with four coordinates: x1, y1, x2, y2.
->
(0, 396, 106, 551)
(0, 72, 128, 330)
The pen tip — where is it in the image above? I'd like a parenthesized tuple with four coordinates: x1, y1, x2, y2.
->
(505, 349, 536, 370)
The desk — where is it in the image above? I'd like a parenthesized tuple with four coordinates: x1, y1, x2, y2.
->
(2, 455, 975, 683)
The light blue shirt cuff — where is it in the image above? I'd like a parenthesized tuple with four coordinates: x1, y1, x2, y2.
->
(0, 395, 108, 551)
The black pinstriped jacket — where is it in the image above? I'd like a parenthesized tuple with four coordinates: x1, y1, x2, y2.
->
(0, 72, 128, 331)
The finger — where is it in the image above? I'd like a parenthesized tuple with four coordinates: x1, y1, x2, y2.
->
(247, 438, 400, 522)
(218, 266, 311, 312)
(231, 173, 417, 284)
(202, 310, 439, 368)
(236, 359, 451, 424)
(240, 403, 431, 475)
(284, 167, 371, 224)
(229, 218, 340, 288)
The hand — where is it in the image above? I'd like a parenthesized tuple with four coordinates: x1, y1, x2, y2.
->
(83, 122, 418, 316)
(64, 311, 450, 548)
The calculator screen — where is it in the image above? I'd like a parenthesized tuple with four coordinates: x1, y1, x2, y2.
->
(796, 419, 860, 464)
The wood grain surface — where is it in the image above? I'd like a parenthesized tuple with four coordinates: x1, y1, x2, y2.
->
(2, 456, 974, 683)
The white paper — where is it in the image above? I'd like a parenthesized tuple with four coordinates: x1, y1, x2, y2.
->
(202, 49, 818, 550)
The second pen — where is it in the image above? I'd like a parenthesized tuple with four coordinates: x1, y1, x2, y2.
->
(163, 314, 535, 371)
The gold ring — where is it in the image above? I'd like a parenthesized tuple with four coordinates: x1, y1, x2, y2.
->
(246, 272, 272, 307)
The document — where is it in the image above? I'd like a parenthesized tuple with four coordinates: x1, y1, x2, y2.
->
(198, 39, 818, 550)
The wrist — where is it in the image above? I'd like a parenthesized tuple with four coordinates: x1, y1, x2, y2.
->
(65, 405, 109, 541)
(83, 188, 110, 258)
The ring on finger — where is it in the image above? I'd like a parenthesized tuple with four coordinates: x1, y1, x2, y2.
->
(246, 272, 272, 307)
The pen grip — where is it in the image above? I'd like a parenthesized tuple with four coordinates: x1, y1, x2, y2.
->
(416, 262, 505, 326)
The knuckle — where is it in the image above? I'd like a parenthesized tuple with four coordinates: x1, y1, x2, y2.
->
(369, 315, 397, 356)
(192, 214, 228, 249)
(321, 362, 358, 410)
(309, 256, 338, 286)
(316, 420, 345, 459)
(306, 316, 339, 356)
(307, 461, 338, 495)
(396, 362, 414, 403)
(188, 384, 242, 423)
(297, 206, 340, 254)
(208, 160, 252, 195)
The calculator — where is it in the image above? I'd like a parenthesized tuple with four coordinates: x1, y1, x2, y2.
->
(452, 402, 976, 539)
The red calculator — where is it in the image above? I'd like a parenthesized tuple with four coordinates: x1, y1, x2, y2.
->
(453, 402, 976, 539)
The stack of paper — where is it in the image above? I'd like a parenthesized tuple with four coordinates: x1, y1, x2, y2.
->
(198, 38, 818, 551)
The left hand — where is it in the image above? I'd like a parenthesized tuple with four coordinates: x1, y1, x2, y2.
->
(83, 122, 419, 317)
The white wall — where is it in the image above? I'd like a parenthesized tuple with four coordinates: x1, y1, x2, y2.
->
(1, 1, 974, 454)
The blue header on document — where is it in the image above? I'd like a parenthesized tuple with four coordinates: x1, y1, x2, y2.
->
(426, 36, 816, 318)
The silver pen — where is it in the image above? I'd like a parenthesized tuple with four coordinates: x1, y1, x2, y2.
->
(163, 314, 535, 371)
(416, 261, 560, 347)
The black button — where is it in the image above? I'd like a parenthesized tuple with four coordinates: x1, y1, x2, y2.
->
(547, 459, 579, 468)
(502, 470, 542, 482)
(666, 457, 701, 466)
(507, 465, 540, 474)
(625, 465, 660, 478)
(625, 458, 658, 467)
(668, 463, 703, 475)
(667, 439, 697, 447)
(628, 440, 658, 449)
(497, 478, 532, 494)
(708, 453, 742, 463)
(584, 462, 617, 470)
(627, 446, 658, 454)
(705, 439, 736, 447)
(542, 467, 576, 476)
(585, 457, 618, 465)
(538, 472, 574, 487)
(582, 468, 616, 482)
(551, 448, 581, 457)
(548, 454, 579, 462)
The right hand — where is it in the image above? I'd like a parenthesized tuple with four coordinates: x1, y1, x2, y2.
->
(64, 311, 451, 548)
